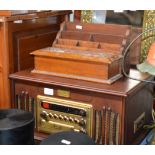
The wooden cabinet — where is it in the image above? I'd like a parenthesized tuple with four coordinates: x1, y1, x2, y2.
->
(9, 69, 154, 144)
(0, 11, 71, 108)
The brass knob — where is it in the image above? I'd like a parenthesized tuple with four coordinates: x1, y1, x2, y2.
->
(53, 114, 59, 119)
(49, 113, 54, 118)
(59, 115, 64, 120)
(79, 119, 86, 127)
(40, 111, 48, 121)
(69, 117, 74, 122)
(64, 116, 69, 121)
(74, 118, 80, 124)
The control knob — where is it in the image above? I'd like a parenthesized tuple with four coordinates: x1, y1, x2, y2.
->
(40, 111, 48, 121)
(74, 118, 80, 124)
(59, 115, 64, 120)
(64, 116, 69, 121)
(49, 113, 54, 118)
(79, 109, 86, 117)
(53, 114, 59, 119)
(79, 119, 86, 127)
(69, 117, 74, 122)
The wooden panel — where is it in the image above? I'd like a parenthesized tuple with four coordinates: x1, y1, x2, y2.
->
(9, 16, 58, 32)
(65, 22, 131, 36)
(61, 31, 91, 41)
(0, 24, 3, 67)
(0, 22, 11, 108)
(129, 27, 142, 65)
(79, 40, 99, 48)
(14, 28, 58, 71)
(0, 11, 12, 16)
(92, 34, 126, 44)
(57, 38, 78, 46)
(10, 19, 60, 72)
(34, 56, 109, 79)
(0, 23, 3, 105)
(0, 71, 3, 105)
(125, 83, 153, 144)
(100, 43, 123, 54)
(0, 10, 35, 16)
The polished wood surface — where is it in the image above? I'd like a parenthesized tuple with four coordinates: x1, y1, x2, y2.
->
(9, 69, 153, 144)
(31, 22, 131, 84)
(31, 47, 122, 83)
(9, 69, 151, 96)
(0, 10, 71, 108)
(0, 10, 36, 17)
(0, 11, 71, 21)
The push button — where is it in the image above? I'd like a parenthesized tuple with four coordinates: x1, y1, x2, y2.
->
(53, 114, 59, 119)
(64, 116, 69, 121)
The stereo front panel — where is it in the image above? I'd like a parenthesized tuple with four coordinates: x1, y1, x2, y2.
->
(37, 95, 93, 137)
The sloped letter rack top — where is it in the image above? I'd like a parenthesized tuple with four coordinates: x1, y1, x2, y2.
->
(31, 22, 131, 84)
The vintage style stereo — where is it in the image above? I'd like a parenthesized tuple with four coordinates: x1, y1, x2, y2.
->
(10, 69, 153, 144)
(37, 95, 93, 137)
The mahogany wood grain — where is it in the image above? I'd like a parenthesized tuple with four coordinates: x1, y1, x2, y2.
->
(0, 11, 72, 22)
(31, 47, 122, 82)
(52, 22, 131, 78)
(65, 22, 131, 36)
(9, 69, 152, 97)
(61, 31, 91, 41)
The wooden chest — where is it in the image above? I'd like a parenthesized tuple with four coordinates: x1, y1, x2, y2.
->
(31, 22, 131, 84)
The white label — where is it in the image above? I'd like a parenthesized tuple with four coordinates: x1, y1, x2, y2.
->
(61, 139, 71, 145)
(76, 25, 82, 30)
(44, 88, 54, 96)
(13, 20, 23, 23)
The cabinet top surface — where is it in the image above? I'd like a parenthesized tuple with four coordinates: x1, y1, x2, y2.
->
(0, 10, 72, 22)
(9, 69, 152, 96)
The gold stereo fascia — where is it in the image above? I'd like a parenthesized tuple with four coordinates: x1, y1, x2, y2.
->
(37, 95, 93, 137)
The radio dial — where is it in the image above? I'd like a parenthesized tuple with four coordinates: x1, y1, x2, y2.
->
(64, 116, 69, 121)
(53, 114, 59, 119)
(40, 111, 48, 120)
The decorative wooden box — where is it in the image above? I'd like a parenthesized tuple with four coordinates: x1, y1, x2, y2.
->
(31, 22, 131, 84)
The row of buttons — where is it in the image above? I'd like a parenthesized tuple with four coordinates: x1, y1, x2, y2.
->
(40, 111, 86, 127)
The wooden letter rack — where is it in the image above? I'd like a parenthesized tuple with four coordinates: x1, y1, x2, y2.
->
(31, 22, 131, 84)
